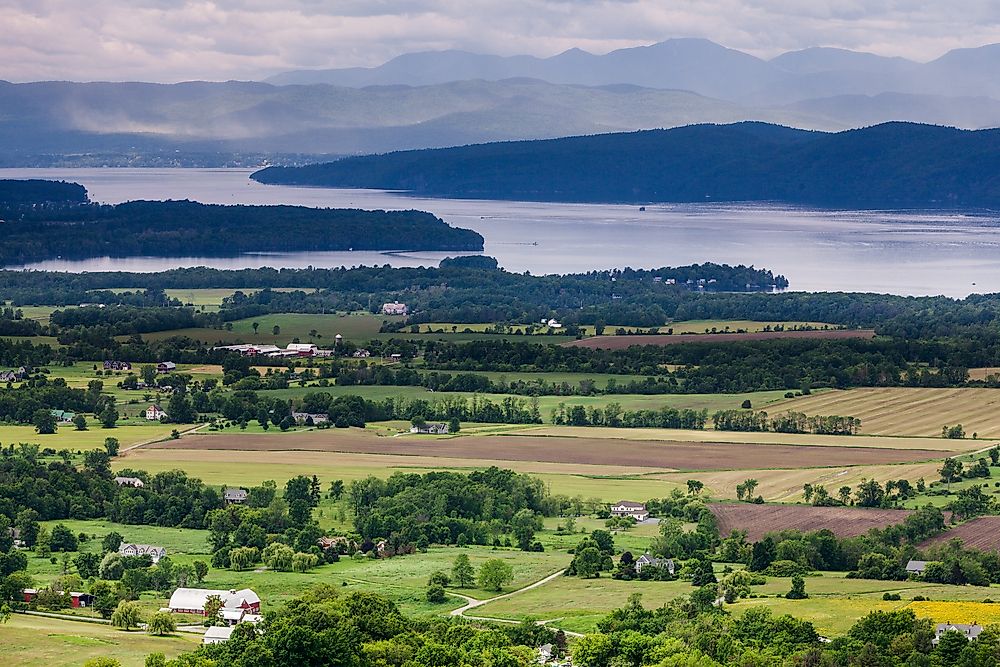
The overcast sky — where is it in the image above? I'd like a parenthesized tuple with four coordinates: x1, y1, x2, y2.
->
(4, 0, 1000, 83)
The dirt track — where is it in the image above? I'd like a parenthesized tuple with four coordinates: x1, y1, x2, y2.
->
(565, 329, 876, 349)
(148, 429, 943, 471)
(709, 503, 917, 541)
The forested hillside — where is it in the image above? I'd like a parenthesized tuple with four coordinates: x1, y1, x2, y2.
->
(0, 181, 483, 265)
(253, 122, 1000, 208)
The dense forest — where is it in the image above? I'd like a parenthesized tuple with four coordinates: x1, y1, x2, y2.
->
(0, 181, 483, 266)
(253, 121, 1000, 208)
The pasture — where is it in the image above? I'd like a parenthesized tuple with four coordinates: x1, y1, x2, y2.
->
(0, 421, 183, 450)
(1, 614, 200, 667)
(772, 387, 1000, 439)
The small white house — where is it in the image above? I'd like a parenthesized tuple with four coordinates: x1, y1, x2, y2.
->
(382, 302, 409, 316)
(635, 553, 675, 575)
(145, 404, 168, 421)
(118, 543, 167, 563)
(411, 422, 449, 435)
(934, 623, 983, 644)
(610, 501, 649, 521)
(114, 476, 144, 488)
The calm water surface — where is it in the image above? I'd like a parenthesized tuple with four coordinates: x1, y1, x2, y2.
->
(2, 167, 999, 298)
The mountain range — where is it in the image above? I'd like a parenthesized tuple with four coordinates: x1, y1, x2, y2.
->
(268, 38, 1000, 104)
(251, 122, 1000, 209)
(6, 38, 1000, 165)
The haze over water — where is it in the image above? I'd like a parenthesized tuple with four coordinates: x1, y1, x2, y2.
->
(3, 167, 999, 298)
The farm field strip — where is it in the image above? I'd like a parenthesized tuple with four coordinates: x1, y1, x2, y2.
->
(147, 429, 946, 470)
(564, 328, 875, 349)
(521, 425, 960, 451)
(708, 503, 918, 542)
(772, 387, 1000, 439)
(654, 461, 941, 503)
(918, 516, 1000, 550)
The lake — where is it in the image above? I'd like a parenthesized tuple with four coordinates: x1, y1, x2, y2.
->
(2, 167, 999, 297)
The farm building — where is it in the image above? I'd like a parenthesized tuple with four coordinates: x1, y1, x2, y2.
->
(292, 412, 329, 425)
(103, 360, 132, 371)
(114, 476, 144, 488)
(168, 587, 260, 615)
(50, 410, 76, 423)
(224, 487, 248, 505)
(611, 501, 649, 521)
(156, 361, 177, 373)
(906, 560, 927, 575)
(118, 543, 167, 563)
(353, 349, 371, 358)
(635, 554, 674, 575)
(203, 626, 235, 644)
(0, 367, 27, 382)
(145, 404, 168, 421)
(7, 527, 24, 548)
(21, 589, 94, 608)
(410, 422, 449, 435)
(934, 624, 983, 644)
(382, 301, 408, 315)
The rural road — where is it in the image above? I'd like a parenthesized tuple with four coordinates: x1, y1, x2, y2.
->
(448, 569, 584, 638)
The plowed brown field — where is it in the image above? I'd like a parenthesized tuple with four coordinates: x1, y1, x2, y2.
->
(709, 502, 917, 541)
(152, 430, 943, 471)
(919, 516, 1000, 551)
(565, 329, 875, 349)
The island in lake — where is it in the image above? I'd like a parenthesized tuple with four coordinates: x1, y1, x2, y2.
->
(0, 179, 483, 267)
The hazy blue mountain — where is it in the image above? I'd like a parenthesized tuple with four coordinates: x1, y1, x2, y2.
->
(269, 39, 1000, 104)
(0, 77, 829, 160)
(251, 122, 1000, 209)
(268, 38, 783, 100)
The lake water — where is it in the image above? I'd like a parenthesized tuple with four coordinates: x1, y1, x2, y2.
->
(2, 167, 1000, 298)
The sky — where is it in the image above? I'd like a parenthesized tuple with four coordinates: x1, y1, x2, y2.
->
(3, 0, 1000, 83)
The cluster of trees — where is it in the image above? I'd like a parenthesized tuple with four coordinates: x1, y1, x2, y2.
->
(349, 468, 551, 553)
(802, 478, 919, 508)
(712, 409, 861, 434)
(550, 402, 708, 429)
(0, 307, 42, 336)
(207, 476, 332, 572)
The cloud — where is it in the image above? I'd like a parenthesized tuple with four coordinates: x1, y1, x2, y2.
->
(1, 0, 999, 82)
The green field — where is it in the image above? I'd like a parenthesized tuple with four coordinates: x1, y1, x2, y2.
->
(0, 421, 185, 450)
(2, 614, 200, 667)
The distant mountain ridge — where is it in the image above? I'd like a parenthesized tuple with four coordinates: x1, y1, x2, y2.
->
(267, 38, 1000, 103)
(251, 122, 1000, 209)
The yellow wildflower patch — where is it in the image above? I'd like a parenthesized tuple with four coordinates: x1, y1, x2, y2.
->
(910, 601, 1000, 625)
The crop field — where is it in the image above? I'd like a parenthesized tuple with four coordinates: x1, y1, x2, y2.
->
(657, 461, 942, 503)
(708, 503, 917, 541)
(162, 287, 315, 308)
(146, 428, 944, 471)
(136, 312, 402, 344)
(564, 329, 876, 349)
(771, 387, 1000, 439)
(118, 447, 689, 500)
(1, 614, 201, 667)
(523, 424, 957, 451)
(919, 516, 1000, 550)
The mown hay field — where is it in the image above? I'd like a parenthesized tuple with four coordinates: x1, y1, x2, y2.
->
(772, 387, 1000, 439)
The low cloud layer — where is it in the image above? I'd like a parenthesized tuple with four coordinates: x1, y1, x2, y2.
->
(3, 0, 1000, 82)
